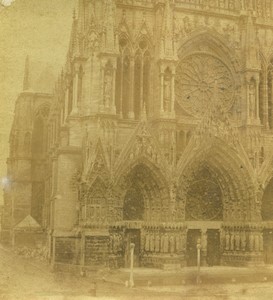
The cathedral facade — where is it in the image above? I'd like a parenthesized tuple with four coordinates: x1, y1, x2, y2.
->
(2, 0, 273, 270)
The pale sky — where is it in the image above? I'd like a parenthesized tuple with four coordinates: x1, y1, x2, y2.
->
(0, 0, 76, 204)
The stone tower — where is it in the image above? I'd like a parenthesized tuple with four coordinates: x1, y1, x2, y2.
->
(3, 0, 273, 269)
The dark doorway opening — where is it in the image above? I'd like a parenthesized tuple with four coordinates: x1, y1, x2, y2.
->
(124, 229, 141, 268)
(264, 229, 273, 264)
(207, 229, 220, 266)
(186, 229, 201, 266)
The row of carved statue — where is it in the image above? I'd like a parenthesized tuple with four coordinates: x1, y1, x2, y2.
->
(143, 232, 186, 254)
(224, 230, 263, 252)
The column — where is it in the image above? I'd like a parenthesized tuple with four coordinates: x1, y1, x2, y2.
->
(256, 77, 260, 122)
(112, 66, 117, 114)
(72, 71, 79, 114)
(100, 67, 105, 111)
(263, 70, 269, 128)
(128, 57, 135, 119)
(171, 69, 175, 114)
(270, 71, 273, 128)
(140, 59, 144, 117)
(119, 58, 124, 118)
(246, 80, 250, 122)
(160, 72, 164, 113)
(64, 89, 69, 122)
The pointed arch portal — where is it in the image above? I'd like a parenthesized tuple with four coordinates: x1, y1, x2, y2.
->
(121, 163, 168, 222)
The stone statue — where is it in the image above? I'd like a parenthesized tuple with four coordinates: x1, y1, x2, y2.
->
(230, 232, 234, 251)
(235, 231, 240, 251)
(150, 233, 155, 252)
(160, 234, 164, 253)
(249, 232, 254, 251)
(104, 69, 112, 108)
(259, 233, 264, 251)
(225, 231, 230, 251)
(175, 234, 181, 253)
(249, 81, 256, 119)
(113, 233, 119, 253)
(254, 233, 260, 252)
(163, 75, 171, 112)
(163, 233, 169, 253)
(145, 233, 150, 252)
(241, 231, 246, 251)
(169, 235, 175, 253)
(155, 234, 160, 252)
(109, 234, 114, 253)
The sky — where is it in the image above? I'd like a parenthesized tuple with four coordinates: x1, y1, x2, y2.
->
(0, 0, 76, 204)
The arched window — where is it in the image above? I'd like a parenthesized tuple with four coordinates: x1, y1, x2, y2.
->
(134, 50, 142, 119)
(133, 39, 151, 119)
(143, 50, 151, 115)
(122, 48, 130, 118)
(115, 56, 122, 115)
(32, 117, 44, 158)
(115, 36, 151, 120)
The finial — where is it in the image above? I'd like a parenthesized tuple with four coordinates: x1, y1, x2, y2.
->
(23, 55, 30, 91)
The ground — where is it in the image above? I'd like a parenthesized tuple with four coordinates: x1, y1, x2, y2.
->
(0, 245, 273, 300)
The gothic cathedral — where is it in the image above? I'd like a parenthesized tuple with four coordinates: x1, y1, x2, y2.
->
(2, 0, 273, 270)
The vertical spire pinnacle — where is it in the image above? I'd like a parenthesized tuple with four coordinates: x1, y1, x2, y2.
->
(160, 0, 176, 59)
(103, 0, 116, 53)
(23, 55, 30, 91)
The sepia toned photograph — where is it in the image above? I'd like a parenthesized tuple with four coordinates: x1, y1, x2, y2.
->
(1, 0, 273, 299)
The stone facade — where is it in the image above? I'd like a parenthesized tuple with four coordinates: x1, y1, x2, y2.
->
(3, 0, 273, 269)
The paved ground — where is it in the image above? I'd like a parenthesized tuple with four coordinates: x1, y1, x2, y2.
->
(0, 245, 273, 299)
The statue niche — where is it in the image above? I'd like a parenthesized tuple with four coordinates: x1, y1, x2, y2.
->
(248, 79, 256, 119)
(104, 62, 113, 108)
(163, 68, 172, 112)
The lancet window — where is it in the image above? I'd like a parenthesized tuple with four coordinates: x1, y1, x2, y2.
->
(115, 37, 151, 120)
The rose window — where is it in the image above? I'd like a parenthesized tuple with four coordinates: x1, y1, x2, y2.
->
(186, 178, 223, 221)
(175, 54, 235, 117)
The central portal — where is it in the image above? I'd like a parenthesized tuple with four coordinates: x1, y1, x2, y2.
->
(124, 229, 141, 268)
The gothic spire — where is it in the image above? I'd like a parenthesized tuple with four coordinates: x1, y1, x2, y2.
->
(102, 0, 117, 53)
(243, 14, 259, 69)
(160, 0, 176, 60)
(23, 55, 30, 91)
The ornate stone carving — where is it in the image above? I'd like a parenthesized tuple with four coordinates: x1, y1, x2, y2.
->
(175, 53, 235, 117)
(104, 67, 113, 108)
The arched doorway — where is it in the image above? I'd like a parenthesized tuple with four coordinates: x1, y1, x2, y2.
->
(185, 166, 223, 267)
(261, 177, 273, 264)
(121, 163, 168, 267)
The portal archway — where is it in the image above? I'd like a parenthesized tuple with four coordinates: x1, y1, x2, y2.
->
(121, 163, 168, 222)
